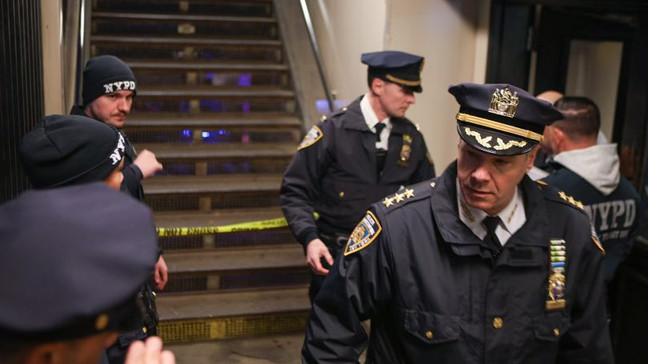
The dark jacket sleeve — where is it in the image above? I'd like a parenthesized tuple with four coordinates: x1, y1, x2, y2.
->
(557, 221, 614, 363)
(280, 124, 331, 246)
(120, 163, 143, 199)
(302, 209, 393, 363)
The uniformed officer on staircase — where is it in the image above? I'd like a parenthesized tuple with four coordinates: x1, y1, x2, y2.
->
(302, 83, 614, 363)
(280, 50, 436, 302)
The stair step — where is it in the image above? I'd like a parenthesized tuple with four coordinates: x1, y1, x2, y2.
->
(144, 174, 282, 195)
(157, 287, 310, 343)
(137, 86, 294, 98)
(126, 112, 300, 128)
(154, 207, 286, 230)
(95, 0, 273, 18)
(165, 245, 304, 274)
(154, 207, 296, 251)
(128, 60, 287, 72)
(92, 35, 281, 47)
(163, 245, 308, 293)
(139, 142, 295, 159)
(92, 15, 277, 40)
(165, 333, 303, 364)
(92, 36, 283, 63)
(93, 12, 276, 23)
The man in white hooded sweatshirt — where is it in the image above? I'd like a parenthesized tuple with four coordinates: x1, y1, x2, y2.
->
(542, 97, 641, 288)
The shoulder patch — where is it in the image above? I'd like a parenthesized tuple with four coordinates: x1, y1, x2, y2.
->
(344, 211, 382, 256)
(298, 125, 323, 150)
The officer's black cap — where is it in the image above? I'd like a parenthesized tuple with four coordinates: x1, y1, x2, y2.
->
(20, 115, 126, 188)
(362, 51, 424, 93)
(0, 183, 158, 341)
(449, 83, 564, 156)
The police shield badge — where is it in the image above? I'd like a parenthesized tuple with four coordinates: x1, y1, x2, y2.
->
(298, 125, 323, 150)
(344, 211, 382, 256)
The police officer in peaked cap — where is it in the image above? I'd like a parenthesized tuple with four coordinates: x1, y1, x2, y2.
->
(0, 184, 175, 364)
(302, 83, 613, 363)
(280, 50, 436, 302)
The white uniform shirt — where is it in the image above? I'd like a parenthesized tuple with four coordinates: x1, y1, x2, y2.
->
(456, 179, 526, 246)
(360, 93, 391, 150)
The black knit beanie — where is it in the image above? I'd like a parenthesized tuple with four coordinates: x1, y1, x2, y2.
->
(82, 55, 137, 106)
(20, 115, 126, 188)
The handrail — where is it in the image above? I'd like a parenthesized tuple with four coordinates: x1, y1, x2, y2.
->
(74, 0, 87, 106)
(298, 0, 335, 113)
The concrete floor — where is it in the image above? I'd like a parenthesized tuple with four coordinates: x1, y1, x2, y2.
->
(166, 333, 304, 364)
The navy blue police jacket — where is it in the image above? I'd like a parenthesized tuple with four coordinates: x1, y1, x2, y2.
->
(302, 162, 613, 363)
(71, 105, 145, 201)
(543, 164, 641, 284)
(280, 96, 435, 246)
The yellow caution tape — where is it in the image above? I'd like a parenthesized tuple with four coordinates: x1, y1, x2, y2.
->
(157, 217, 289, 237)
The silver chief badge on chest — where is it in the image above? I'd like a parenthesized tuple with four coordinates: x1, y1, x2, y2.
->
(546, 239, 566, 311)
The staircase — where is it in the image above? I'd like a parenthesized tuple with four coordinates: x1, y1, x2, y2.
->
(88, 0, 311, 353)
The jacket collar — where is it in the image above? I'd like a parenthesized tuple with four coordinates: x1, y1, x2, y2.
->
(342, 96, 409, 135)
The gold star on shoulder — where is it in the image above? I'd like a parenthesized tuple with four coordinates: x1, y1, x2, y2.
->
(430, 182, 436, 188)
(382, 188, 416, 208)
(558, 190, 584, 210)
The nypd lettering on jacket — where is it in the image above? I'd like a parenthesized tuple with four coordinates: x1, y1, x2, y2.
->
(103, 80, 136, 94)
(584, 199, 636, 240)
(109, 133, 126, 165)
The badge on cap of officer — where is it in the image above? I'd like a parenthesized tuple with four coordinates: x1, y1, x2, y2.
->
(0, 183, 158, 341)
(362, 50, 425, 93)
(449, 83, 564, 155)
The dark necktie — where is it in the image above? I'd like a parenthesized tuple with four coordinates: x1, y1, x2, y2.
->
(375, 123, 387, 177)
(482, 216, 502, 257)
(374, 122, 386, 142)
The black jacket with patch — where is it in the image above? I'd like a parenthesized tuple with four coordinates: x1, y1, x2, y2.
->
(302, 162, 613, 364)
(280, 96, 435, 246)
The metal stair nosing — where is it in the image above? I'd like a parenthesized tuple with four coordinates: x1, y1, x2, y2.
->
(93, 12, 277, 23)
(143, 173, 283, 195)
(136, 87, 295, 98)
(91, 35, 282, 47)
(124, 113, 300, 128)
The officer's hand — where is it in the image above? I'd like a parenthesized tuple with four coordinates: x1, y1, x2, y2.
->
(125, 336, 175, 364)
(154, 256, 168, 291)
(133, 150, 163, 179)
(305, 239, 333, 275)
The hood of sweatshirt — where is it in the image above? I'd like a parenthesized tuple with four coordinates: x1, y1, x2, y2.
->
(553, 144, 620, 196)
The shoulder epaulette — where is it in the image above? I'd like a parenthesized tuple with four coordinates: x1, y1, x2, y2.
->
(542, 186, 585, 211)
(379, 179, 437, 213)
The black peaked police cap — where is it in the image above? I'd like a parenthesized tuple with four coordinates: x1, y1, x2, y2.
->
(449, 83, 564, 156)
(0, 183, 158, 341)
(362, 51, 424, 93)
